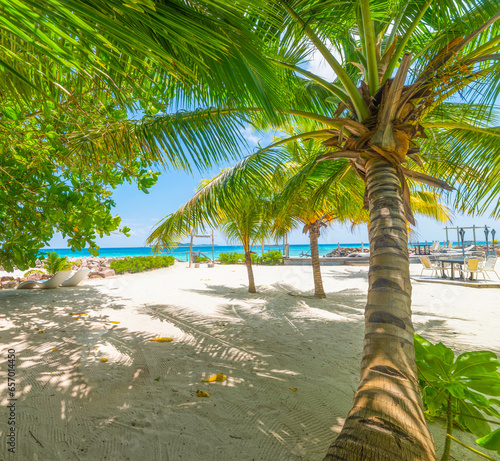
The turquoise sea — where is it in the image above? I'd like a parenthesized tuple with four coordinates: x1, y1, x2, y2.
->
(44, 243, 367, 261)
(42, 241, 484, 262)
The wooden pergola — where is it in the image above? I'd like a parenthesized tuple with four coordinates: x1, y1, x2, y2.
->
(444, 225, 490, 247)
(188, 231, 215, 268)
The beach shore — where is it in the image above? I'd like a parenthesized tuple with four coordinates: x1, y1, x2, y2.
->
(0, 262, 498, 460)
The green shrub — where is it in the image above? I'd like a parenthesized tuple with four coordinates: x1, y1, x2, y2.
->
(193, 254, 210, 263)
(109, 255, 175, 274)
(23, 269, 45, 277)
(256, 250, 283, 265)
(42, 252, 72, 274)
(415, 334, 500, 459)
(218, 252, 245, 264)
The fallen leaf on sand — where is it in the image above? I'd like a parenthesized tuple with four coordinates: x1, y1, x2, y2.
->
(196, 390, 210, 398)
(149, 337, 173, 343)
(70, 313, 88, 316)
(101, 358, 108, 363)
(109, 321, 120, 324)
(203, 373, 226, 383)
(289, 388, 298, 392)
(38, 330, 44, 334)
(51, 349, 59, 352)
(154, 377, 161, 381)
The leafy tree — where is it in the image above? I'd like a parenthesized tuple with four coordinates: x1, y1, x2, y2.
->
(0, 0, 281, 270)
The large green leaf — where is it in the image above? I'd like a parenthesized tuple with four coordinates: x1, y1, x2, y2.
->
(467, 375, 500, 396)
(456, 400, 492, 438)
(453, 351, 500, 378)
(476, 428, 500, 455)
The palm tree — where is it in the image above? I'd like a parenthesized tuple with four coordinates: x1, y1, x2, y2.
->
(271, 137, 366, 298)
(272, 123, 451, 299)
(148, 172, 275, 293)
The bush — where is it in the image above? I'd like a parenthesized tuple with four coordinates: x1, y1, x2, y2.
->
(193, 254, 210, 263)
(42, 252, 72, 274)
(218, 252, 245, 264)
(415, 334, 500, 459)
(256, 250, 283, 265)
(109, 255, 175, 274)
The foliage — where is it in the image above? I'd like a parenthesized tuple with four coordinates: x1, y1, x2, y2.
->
(23, 269, 45, 277)
(256, 250, 283, 265)
(109, 256, 175, 274)
(218, 252, 245, 264)
(42, 252, 72, 274)
(193, 254, 210, 263)
(415, 334, 500, 459)
(217, 252, 262, 264)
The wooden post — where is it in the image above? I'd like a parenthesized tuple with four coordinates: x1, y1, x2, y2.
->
(473, 225, 476, 248)
(445, 226, 449, 245)
(211, 231, 215, 263)
(189, 233, 193, 268)
(456, 228, 460, 248)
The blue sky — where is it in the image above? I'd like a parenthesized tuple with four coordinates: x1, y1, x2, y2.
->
(48, 122, 500, 249)
(48, 47, 500, 249)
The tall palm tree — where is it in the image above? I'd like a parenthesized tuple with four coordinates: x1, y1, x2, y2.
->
(148, 172, 275, 293)
(271, 138, 366, 298)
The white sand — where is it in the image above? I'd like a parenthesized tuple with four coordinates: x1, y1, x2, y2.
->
(0, 262, 499, 460)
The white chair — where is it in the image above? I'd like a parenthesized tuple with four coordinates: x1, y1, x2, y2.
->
(482, 256, 499, 280)
(61, 270, 90, 287)
(17, 271, 72, 289)
(420, 257, 441, 277)
(461, 257, 484, 281)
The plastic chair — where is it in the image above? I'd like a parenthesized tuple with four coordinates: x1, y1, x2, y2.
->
(482, 256, 499, 280)
(420, 257, 441, 277)
(461, 257, 484, 281)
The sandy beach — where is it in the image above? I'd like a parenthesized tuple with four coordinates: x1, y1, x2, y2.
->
(1, 262, 499, 460)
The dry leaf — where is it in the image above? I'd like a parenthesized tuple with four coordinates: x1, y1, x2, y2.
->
(289, 388, 298, 392)
(51, 349, 58, 352)
(38, 330, 44, 334)
(196, 390, 210, 398)
(70, 313, 88, 316)
(149, 338, 173, 343)
(203, 373, 226, 383)
(101, 358, 108, 363)
(109, 321, 120, 324)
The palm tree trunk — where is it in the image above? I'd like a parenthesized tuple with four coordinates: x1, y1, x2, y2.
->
(324, 158, 436, 460)
(309, 224, 326, 298)
(244, 250, 256, 293)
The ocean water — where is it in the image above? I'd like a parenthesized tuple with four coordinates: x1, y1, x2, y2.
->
(43, 240, 490, 262)
(43, 243, 367, 261)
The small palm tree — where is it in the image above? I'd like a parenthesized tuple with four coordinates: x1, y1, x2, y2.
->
(148, 172, 274, 293)
(43, 252, 71, 275)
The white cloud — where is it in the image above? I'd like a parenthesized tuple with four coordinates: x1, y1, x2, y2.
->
(240, 126, 262, 146)
(306, 40, 343, 82)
